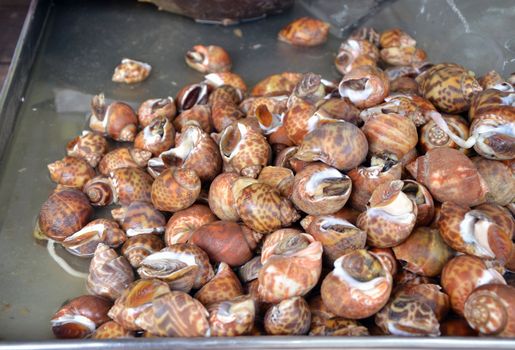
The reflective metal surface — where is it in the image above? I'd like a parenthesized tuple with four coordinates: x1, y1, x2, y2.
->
(0, 0, 513, 347)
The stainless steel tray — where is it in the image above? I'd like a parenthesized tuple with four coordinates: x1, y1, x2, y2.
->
(0, 0, 514, 348)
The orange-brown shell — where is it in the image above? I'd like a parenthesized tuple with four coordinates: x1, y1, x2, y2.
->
(219, 121, 271, 178)
(464, 284, 515, 337)
(348, 160, 403, 212)
(108, 279, 170, 331)
(137, 97, 176, 128)
(38, 189, 93, 241)
(205, 72, 248, 94)
(194, 262, 244, 306)
(66, 131, 108, 168)
(291, 163, 352, 216)
(251, 72, 302, 97)
(173, 104, 213, 133)
(441, 255, 506, 315)
(51, 295, 112, 339)
(89, 97, 139, 142)
(151, 167, 201, 212)
(335, 38, 380, 75)
(362, 113, 418, 160)
(208, 295, 255, 337)
(236, 182, 300, 234)
(338, 65, 389, 109)
(91, 321, 134, 339)
(112, 59, 151, 84)
(320, 249, 393, 319)
(211, 101, 244, 134)
(392, 227, 454, 277)
(257, 166, 294, 198)
(165, 204, 217, 245)
(111, 167, 153, 206)
(134, 116, 175, 156)
(282, 98, 318, 145)
(474, 203, 514, 239)
(190, 221, 261, 266)
(406, 147, 488, 207)
(295, 121, 368, 171)
(357, 180, 417, 248)
(379, 28, 416, 48)
(416, 63, 482, 114)
(134, 291, 210, 337)
(419, 114, 470, 153)
(98, 148, 152, 176)
(472, 157, 515, 207)
(264, 296, 311, 335)
(47, 156, 95, 190)
(121, 234, 165, 268)
(437, 201, 512, 264)
(380, 46, 427, 66)
(208, 172, 241, 221)
(258, 233, 322, 303)
(278, 17, 330, 47)
(185, 45, 231, 73)
(87, 244, 135, 300)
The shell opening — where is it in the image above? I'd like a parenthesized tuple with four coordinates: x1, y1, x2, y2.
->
(374, 189, 414, 217)
(339, 78, 373, 103)
(51, 314, 96, 332)
(62, 223, 106, 250)
(305, 168, 349, 199)
(256, 105, 283, 134)
(427, 111, 477, 148)
(160, 126, 200, 165)
(333, 253, 387, 296)
(186, 50, 205, 65)
(319, 217, 355, 233)
(459, 211, 496, 258)
(46, 240, 89, 279)
(274, 234, 311, 256)
(182, 84, 208, 110)
(220, 123, 247, 159)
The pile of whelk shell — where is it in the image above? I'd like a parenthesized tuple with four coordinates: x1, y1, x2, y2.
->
(36, 19, 515, 340)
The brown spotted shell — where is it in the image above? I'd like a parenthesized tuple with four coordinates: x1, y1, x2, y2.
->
(295, 121, 368, 172)
(137, 244, 214, 292)
(406, 147, 489, 207)
(392, 227, 454, 277)
(194, 262, 244, 306)
(47, 156, 95, 190)
(205, 72, 248, 94)
(441, 255, 506, 315)
(208, 172, 241, 221)
(134, 291, 210, 337)
(208, 295, 255, 337)
(112, 59, 151, 84)
(89, 94, 138, 141)
(51, 295, 112, 339)
(379, 28, 416, 48)
(472, 157, 515, 206)
(185, 45, 231, 73)
(291, 163, 352, 216)
(321, 249, 393, 319)
(362, 113, 418, 161)
(173, 104, 213, 133)
(264, 296, 311, 335)
(134, 116, 175, 156)
(121, 234, 165, 268)
(369, 248, 398, 277)
(98, 148, 152, 176)
(66, 131, 108, 168)
(338, 65, 389, 109)
(87, 243, 135, 300)
(303, 215, 366, 264)
(112, 201, 166, 237)
(474, 203, 514, 239)
(38, 189, 93, 242)
(278, 17, 330, 47)
(62, 218, 126, 257)
(380, 46, 427, 66)
(110, 168, 153, 206)
(416, 63, 482, 114)
(108, 279, 170, 331)
(236, 182, 300, 234)
(464, 284, 515, 337)
(165, 204, 217, 245)
(190, 221, 262, 266)
(258, 232, 322, 303)
(282, 98, 318, 145)
(348, 158, 402, 212)
(437, 201, 512, 264)
(137, 97, 176, 128)
(219, 121, 271, 178)
(357, 180, 417, 248)
(151, 167, 201, 212)
(91, 321, 134, 339)
(158, 123, 222, 182)
(257, 166, 294, 198)
(251, 72, 302, 97)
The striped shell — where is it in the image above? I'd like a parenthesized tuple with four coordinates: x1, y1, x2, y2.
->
(194, 262, 244, 306)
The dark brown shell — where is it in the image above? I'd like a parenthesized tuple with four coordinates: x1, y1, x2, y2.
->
(38, 189, 93, 241)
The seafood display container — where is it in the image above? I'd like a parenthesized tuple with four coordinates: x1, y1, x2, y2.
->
(0, 0, 514, 348)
